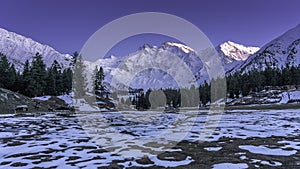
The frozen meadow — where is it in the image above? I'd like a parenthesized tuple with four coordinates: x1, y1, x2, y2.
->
(0, 109, 299, 168)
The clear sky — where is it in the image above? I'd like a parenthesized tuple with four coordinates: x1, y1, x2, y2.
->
(1, 0, 300, 57)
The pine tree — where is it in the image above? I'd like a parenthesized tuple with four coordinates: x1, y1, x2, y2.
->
(62, 68, 72, 94)
(45, 68, 56, 95)
(94, 66, 105, 99)
(51, 60, 63, 95)
(7, 64, 17, 91)
(21, 60, 31, 96)
(28, 53, 47, 97)
(0, 54, 11, 89)
(73, 53, 87, 98)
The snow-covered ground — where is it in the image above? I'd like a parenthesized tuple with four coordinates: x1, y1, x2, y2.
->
(279, 90, 300, 104)
(228, 89, 300, 105)
(32, 96, 51, 101)
(0, 109, 299, 168)
(212, 163, 248, 169)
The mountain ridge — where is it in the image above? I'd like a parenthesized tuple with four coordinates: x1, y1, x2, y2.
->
(231, 24, 300, 74)
(0, 28, 73, 71)
(0, 27, 261, 90)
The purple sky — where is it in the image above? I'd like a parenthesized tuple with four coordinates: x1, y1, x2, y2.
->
(1, 0, 300, 56)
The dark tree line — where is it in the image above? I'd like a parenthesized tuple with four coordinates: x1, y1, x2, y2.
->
(227, 65, 300, 99)
(133, 87, 197, 110)
(132, 64, 300, 109)
(0, 53, 72, 97)
(130, 89, 151, 110)
(198, 65, 300, 105)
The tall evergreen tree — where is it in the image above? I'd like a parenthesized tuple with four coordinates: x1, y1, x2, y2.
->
(0, 54, 11, 89)
(62, 68, 72, 94)
(21, 60, 31, 96)
(28, 53, 47, 97)
(73, 53, 87, 98)
(45, 68, 56, 95)
(7, 64, 17, 91)
(94, 66, 105, 99)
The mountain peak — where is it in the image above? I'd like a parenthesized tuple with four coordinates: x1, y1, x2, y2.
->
(0, 27, 72, 71)
(230, 23, 300, 74)
(164, 42, 195, 53)
(220, 41, 260, 61)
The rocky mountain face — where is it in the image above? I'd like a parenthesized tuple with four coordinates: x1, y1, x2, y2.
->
(232, 24, 300, 74)
(85, 41, 259, 90)
(0, 28, 73, 71)
(0, 27, 261, 90)
(216, 41, 259, 73)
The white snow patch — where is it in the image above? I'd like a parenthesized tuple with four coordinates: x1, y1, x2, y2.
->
(203, 147, 222, 151)
(279, 90, 300, 104)
(57, 94, 73, 105)
(278, 140, 300, 150)
(150, 155, 193, 168)
(239, 145, 297, 156)
(212, 163, 248, 169)
(260, 160, 282, 166)
(33, 96, 51, 101)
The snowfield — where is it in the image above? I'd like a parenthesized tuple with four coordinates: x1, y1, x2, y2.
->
(0, 109, 299, 168)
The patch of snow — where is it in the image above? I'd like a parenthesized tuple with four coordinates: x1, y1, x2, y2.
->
(203, 147, 222, 151)
(249, 158, 282, 166)
(78, 104, 99, 112)
(239, 155, 247, 160)
(239, 145, 297, 156)
(278, 140, 300, 150)
(212, 163, 248, 169)
(279, 90, 300, 104)
(149, 155, 193, 168)
(57, 94, 73, 105)
(32, 96, 51, 101)
(260, 160, 282, 166)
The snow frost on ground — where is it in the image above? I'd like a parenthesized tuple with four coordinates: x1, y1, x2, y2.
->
(279, 90, 300, 103)
(212, 163, 248, 169)
(203, 147, 222, 151)
(33, 94, 73, 105)
(57, 94, 73, 105)
(0, 109, 300, 168)
(239, 145, 297, 156)
(32, 95, 51, 101)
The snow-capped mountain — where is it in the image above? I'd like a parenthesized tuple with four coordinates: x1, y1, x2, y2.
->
(85, 41, 258, 90)
(219, 41, 259, 62)
(0, 27, 261, 90)
(0, 28, 73, 71)
(85, 42, 206, 90)
(217, 41, 259, 73)
(232, 24, 300, 74)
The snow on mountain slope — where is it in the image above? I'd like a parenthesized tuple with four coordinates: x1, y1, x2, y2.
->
(220, 41, 259, 61)
(0, 27, 260, 90)
(0, 28, 73, 71)
(217, 41, 259, 74)
(85, 41, 257, 90)
(232, 24, 300, 74)
(85, 43, 206, 90)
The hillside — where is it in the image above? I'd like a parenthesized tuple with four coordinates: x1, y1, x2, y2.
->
(0, 88, 71, 114)
(0, 28, 73, 71)
(232, 24, 300, 74)
(0, 88, 48, 113)
(0, 27, 260, 90)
